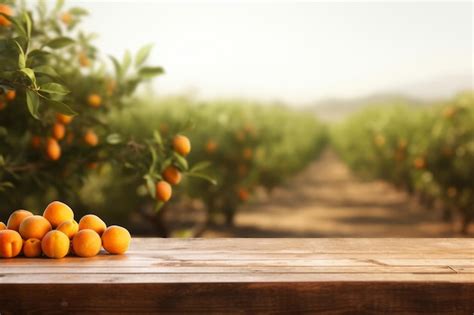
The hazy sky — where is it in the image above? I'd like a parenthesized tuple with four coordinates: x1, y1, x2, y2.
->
(62, 1, 472, 104)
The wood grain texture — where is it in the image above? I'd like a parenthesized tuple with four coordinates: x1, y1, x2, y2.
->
(0, 238, 473, 314)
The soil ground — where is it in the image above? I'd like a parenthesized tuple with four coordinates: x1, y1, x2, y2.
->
(202, 150, 459, 237)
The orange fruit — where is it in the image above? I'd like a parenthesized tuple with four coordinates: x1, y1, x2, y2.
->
(0, 230, 23, 258)
(172, 135, 191, 156)
(205, 140, 218, 154)
(0, 4, 13, 27)
(19, 215, 52, 240)
(41, 230, 70, 259)
(87, 93, 101, 107)
(0, 222, 6, 230)
(52, 123, 66, 140)
(43, 201, 74, 228)
(7, 209, 33, 231)
(79, 52, 91, 67)
(84, 130, 99, 147)
(155, 180, 172, 202)
(78, 214, 107, 236)
(23, 238, 42, 258)
(72, 229, 101, 257)
(5, 89, 15, 101)
(238, 188, 250, 201)
(101, 226, 131, 255)
(162, 166, 182, 185)
(60, 12, 72, 25)
(31, 135, 42, 149)
(57, 220, 79, 239)
(56, 113, 73, 125)
(46, 137, 61, 160)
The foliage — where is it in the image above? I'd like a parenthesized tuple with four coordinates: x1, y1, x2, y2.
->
(332, 92, 474, 233)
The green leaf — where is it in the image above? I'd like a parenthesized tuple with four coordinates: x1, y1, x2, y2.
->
(26, 90, 40, 119)
(190, 161, 212, 172)
(122, 50, 131, 75)
(45, 37, 75, 49)
(153, 130, 162, 146)
(138, 66, 164, 79)
(28, 49, 52, 59)
(55, 0, 65, 12)
(173, 152, 188, 171)
(0, 14, 26, 37)
(14, 40, 26, 69)
(23, 12, 32, 38)
(40, 82, 70, 95)
(44, 99, 77, 115)
(135, 44, 153, 67)
(109, 55, 122, 77)
(20, 68, 36, 85)
(106, 133, 122, 145)
(34, 65, 59, 77)
(186, 172, 217, 185)
(69, 7, 89, 16)
(143, 174, 156, 199)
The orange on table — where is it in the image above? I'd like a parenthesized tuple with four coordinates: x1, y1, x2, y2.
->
(42, 230, 70, 259)
(0, 230, 23, 258)
(155, 180, 172, 202)
(162, 166, 182, 185)
(19, 215, 52, 240)
(23, 238, 42, 258)
(102, 226, 131, 254)
(57, 220, 79, 239)
(43, 201, 74, 228)
(7, 209, 33, 231)
(78, 214, 106, 235)
(72, 229, 101, 257)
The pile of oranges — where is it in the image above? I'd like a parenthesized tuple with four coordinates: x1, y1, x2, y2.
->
(0, 201, 131, 259)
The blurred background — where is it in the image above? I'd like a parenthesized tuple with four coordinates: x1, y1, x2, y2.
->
(0, 0, 472, 237)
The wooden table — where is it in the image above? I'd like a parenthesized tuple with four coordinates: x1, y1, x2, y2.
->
(1, 238, 473, 314)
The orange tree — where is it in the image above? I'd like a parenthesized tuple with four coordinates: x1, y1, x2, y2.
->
(0, 0, 209, 232)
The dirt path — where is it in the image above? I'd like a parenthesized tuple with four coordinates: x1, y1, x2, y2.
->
(203, 150, 456, 237)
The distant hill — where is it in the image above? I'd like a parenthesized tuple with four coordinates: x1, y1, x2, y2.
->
(308, 73, 472, 122)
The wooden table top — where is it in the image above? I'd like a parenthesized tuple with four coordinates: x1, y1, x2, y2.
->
(1, 238, 474, 314)
(1, 238, 473, 284)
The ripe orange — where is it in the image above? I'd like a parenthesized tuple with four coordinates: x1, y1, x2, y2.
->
(0, 230, 23, 258)
(60, 12, 72, 25)
(31, 136, 42, 149)
(172, 135, 191, 156)
(7, 209, 33, 231)
(46, 137, 61, 160)
(52, 123, 66, 140)
(162, 166, 182, 185)
(43, 201, 74, 228)
(78, 214, 107, 236)
(72, 229, 101, 257)
(79, 52, 91, 67)
(87, 93, 101, 107)
(84, 130, 99, 147)
(101, 226, 131, 254)
(19, 215, 52, 240)
(41, 230, 70, 259)
(0, 4, 13, 27)
(155, 180, 172, 202)
(56, 113, 73, 124)
(5, 89, 15, 101)
(23, 238, 42, 258)
(0, 222, 6, 230)
(205, 140, 218, 154)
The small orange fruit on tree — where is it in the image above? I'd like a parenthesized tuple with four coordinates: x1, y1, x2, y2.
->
(155, 180, 172, 202)
(0, 4, 13, 27)
(173, 135, 191, 156)
(162, 166, 182, 185)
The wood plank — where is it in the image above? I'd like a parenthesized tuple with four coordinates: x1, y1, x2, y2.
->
(0, 282, 473, 314)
